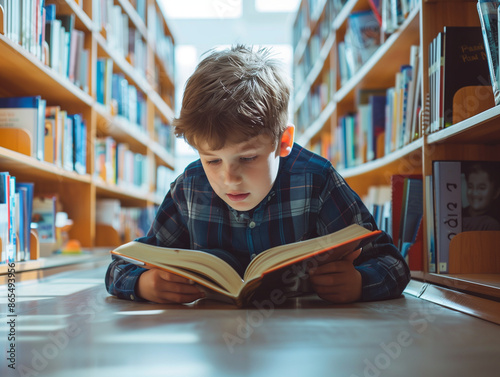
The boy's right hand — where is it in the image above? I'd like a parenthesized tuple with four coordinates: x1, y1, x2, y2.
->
(136, 268, 205, 304)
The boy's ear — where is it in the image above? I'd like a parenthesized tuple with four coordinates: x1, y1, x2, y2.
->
(279, 124, 295, 157)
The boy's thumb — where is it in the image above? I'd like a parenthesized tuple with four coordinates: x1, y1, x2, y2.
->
(343, 248, 362, 263)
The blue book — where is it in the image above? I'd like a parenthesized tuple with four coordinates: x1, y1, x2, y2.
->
(44, 4, 56, 22)
(0, 172, 10, 263)
(17, 182, 34, 260)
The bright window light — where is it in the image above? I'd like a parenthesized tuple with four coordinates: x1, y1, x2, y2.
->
(162, 0, 242, 19)
(255, 0, 301, 12)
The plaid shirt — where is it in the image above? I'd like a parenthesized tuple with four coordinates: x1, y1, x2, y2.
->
(105, 143, 410, 302)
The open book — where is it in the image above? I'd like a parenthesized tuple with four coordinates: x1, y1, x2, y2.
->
(111, 224, 381, 306)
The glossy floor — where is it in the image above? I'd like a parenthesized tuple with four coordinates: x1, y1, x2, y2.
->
(1, 265, 500, 376)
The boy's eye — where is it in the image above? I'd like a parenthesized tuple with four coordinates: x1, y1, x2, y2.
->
(240, 156, 257, 162)
(206, 159, 221, 165)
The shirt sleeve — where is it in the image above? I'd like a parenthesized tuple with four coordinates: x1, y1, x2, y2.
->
(316, 166, 411, 301)
(104, 184, 191, 301)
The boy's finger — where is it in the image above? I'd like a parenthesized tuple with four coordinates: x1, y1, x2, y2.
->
(343, 248, 362, 262)
(159, 270, 196, 284)
(308, 260, 349, 275)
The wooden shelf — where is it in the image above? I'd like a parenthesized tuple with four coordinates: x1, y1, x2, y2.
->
(427, 104, 500, 145)
(94, 179, 152, 207)
(0, 146, 91, 184)
(412, 272, 500, 301)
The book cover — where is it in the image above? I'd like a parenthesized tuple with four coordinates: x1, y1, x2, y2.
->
(441, 26, 492, 128)
(111, 224, 382, 307)
(432, 160, 500, 273)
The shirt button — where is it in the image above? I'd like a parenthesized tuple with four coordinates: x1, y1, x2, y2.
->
(249, 221, 256, 228)
(130, 294, 135, 300)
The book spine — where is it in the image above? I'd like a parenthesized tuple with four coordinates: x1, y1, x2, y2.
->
(433, 161, 462, 274)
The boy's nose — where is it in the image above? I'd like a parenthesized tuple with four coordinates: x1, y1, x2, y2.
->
(223, 164, 242, 185)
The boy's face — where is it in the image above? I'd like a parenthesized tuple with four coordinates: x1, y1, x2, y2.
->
(198, 127, 293, 212)
(466, 171, 499, 214)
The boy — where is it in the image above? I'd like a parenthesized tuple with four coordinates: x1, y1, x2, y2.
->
(105, 45, 410, 304)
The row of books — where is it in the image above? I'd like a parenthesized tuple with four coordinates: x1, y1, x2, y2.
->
(331, 48, 421, 169)
(45, 5, 90, 92)
(94, 136, 150, 192)
(0, 96, 87, 174)
(369, 0, 419, 35)
(365, 160, 500, 274)
(362, 175, 423, 272)
(148, 3, 175, 77)
(0, 0, 45, 61)
(428, 26, 492, 133)
(93, 0, 148, 78)
(96, 57, 148, 132)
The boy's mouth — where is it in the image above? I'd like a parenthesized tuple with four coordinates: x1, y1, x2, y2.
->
(227, 193, 249, 202)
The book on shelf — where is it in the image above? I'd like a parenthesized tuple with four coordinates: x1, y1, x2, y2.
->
(477, 0, 500, 105)
(0, 95, 46, 160)
(32, 195, 57, 244)
(398, 177, 423, 259)
(429, 26, 492, 131)
(424, 175, 436, 273)
(433, 160, 500, 273)
(16, 182, 34, 261)
(111, 224, 382, 306)
(391, 174, 423, 271)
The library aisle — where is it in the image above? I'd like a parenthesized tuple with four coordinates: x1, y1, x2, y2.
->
(1, 265, 500, 376)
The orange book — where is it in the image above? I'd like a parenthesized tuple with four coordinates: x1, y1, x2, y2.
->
(111, 224, 381, 306)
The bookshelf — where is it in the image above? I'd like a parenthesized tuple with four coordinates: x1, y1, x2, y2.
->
(293, 0, 500, 314)
(0, 0, 176, 271)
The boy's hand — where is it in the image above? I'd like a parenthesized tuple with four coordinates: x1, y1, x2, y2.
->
(308, 249, 362, 304)
(136, 268, 205, 304)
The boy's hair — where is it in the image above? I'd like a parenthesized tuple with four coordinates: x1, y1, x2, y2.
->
(173, 44, 292, 150)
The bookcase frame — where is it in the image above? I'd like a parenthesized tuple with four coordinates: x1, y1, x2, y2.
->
(293, 0, 500, 307)
(0, 0, 176, 271)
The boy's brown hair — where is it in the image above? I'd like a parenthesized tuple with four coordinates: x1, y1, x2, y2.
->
(173, 44, 292, 150)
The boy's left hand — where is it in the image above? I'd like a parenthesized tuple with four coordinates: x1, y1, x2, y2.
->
(308, 249, 362, 304)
